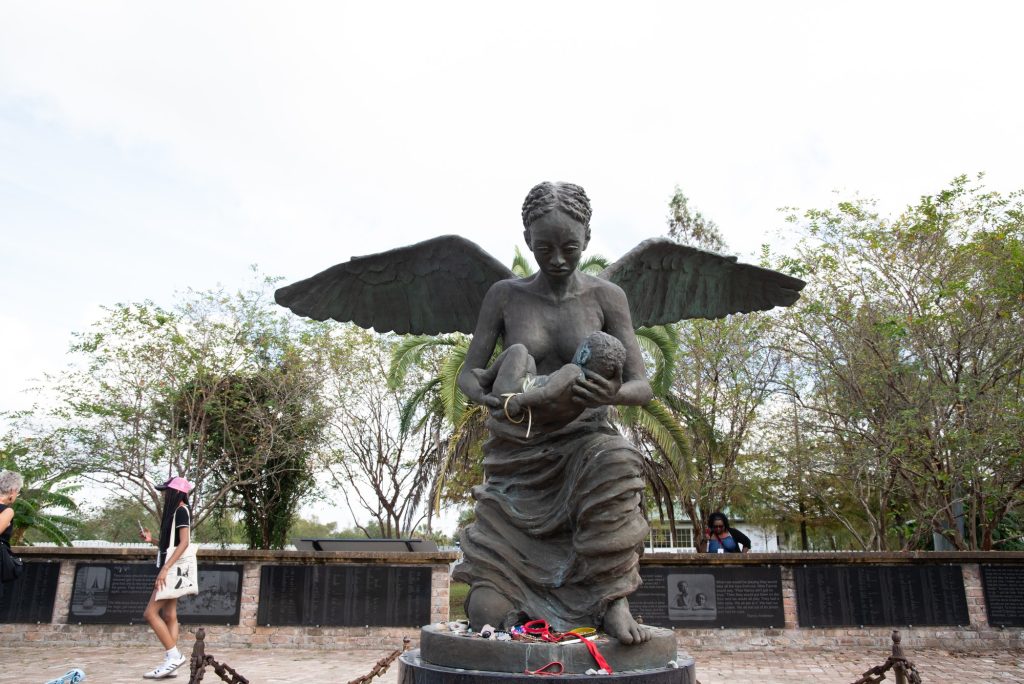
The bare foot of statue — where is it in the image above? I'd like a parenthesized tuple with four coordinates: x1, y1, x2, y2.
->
(603, 597, 651, 645)
(466, 586, 515, 631)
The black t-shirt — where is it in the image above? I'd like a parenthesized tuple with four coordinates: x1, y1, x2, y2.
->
(158, 505, 191, 568)
(172, 505, 190, 547)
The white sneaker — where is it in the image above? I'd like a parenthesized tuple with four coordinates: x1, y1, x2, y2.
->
(142, 655, 186, 679)
(165, 654, 186, 672)
(44, 669, 86, 684)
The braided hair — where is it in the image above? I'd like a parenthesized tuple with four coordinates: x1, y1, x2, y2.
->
(521, 182, 593, 230)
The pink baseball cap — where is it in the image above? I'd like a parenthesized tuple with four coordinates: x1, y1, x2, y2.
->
(155, 476, 194, 493)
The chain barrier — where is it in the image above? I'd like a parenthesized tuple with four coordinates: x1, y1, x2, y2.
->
(850, 630, 922, 684)
(347, 637, 412, 684)
(187, 627, 249, 684)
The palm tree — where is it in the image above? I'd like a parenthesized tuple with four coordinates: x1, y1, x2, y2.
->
(0, 441, 80, 545)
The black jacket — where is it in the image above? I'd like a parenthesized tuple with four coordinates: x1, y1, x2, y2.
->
(704, 526, 753, 552)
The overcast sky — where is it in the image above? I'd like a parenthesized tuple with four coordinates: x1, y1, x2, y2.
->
(2, 2, 1022, 526)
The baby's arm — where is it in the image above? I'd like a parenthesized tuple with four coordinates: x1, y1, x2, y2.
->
(478, 344, 537, 397)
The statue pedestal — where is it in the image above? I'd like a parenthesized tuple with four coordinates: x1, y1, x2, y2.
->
(398, 625, 696, 683)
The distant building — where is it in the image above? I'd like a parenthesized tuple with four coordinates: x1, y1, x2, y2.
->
(645, 515, 778, 553)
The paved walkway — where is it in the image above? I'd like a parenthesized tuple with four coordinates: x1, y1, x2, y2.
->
(3, 644, 1023, 683)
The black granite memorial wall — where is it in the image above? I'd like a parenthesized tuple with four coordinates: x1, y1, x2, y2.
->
(795, 565, 969, 627)
(68, 563, 243, 625)
(257, 564, 431, 627)
(0, 561, 60, 623)
(630, 565, 785, 628)
(980, 564, 1024, 628)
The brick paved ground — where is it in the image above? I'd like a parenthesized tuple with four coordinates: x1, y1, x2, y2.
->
(3, 645, 1023, 683)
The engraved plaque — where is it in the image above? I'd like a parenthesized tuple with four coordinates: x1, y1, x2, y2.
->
(980, 565, 1024, 627)
(630, 565, 784, 628)
(68, 563, 242, 624)
(0, 561, 60, 623)
(257, 565, 432, 626)
(795, 565, 969, 627)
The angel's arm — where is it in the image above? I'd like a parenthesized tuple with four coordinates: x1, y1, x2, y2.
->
(457, 282, 507, 409)
(573, 283, 653, 408)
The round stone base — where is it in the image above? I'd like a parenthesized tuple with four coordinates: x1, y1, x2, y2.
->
(419, 624, 681, 674)
(398, 650, 696, 683)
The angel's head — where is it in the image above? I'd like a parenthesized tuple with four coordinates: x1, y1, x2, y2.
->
(522, 182, 592, 230)
(522, 182, 592, 278)
(572, 331, 626, 380)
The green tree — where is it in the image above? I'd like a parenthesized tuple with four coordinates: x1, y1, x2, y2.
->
(190, 349, 328, 549)
(778, 175, 1024, 550)
(317, 325, 440, 538)
(667, 185, 727, 252)
(287, 514, 341, 543)
(627, 188, 788, 550)
(38, 274, 332, 541)
(77, 496, 157, 543)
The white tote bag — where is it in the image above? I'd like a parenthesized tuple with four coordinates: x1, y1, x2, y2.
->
(154, 511, 199, 601)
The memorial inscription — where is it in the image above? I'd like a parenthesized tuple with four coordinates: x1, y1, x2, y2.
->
(980, 565, 1024, 627)
(0, 561, 60, 623)
(257, 565, 432, 627)
(629, 566, 784, 628)
(68, 563, 242, 624)
(795, 565, 968, 627)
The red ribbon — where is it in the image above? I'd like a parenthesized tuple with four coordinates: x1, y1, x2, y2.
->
(580, 637, 613, 673)
(525, 661, 564, 676)
(520, 620, 614, 674)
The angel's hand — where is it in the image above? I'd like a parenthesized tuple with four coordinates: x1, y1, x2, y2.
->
(572, 369, 623, 407)
(506, 396, 523, 417)
(470, 392, 501, 409)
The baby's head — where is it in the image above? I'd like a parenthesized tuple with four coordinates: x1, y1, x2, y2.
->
(572, 331, 626, 379)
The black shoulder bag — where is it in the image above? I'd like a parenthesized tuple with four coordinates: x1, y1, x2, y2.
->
(0, 539, 24, 583)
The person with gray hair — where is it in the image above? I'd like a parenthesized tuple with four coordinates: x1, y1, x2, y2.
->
(0, 469, 23, 543)
(0, 470, 24, 600)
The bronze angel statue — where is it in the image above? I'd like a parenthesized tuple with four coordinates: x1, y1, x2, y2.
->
(276, 182, 804, 645)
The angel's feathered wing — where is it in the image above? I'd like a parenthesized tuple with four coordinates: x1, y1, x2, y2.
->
(601, 238, 806, 326)
(275, 235, 515, 335)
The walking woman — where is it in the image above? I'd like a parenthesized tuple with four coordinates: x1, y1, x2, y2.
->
(139, 476, 195, 679)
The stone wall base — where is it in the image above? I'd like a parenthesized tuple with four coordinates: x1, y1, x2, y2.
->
(2, 622, 1021, 653)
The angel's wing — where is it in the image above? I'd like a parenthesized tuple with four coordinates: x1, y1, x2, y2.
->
(275, 235, 515, 334)
(601, 238, 806, 326)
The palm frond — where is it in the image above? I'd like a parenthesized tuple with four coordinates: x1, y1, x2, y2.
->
(662, 393, 720, 452)
(617, 400, 693, 486)
(432, 403, 488, 513)
(635, 325, 679, 397)
(511, 247, 534, 277)
(579, 254, 610, 275)
(398, 378, 442, 435)
(439, 343, 469, 426)
(387, 334, 462, 389)
(640, 456, 683, 537)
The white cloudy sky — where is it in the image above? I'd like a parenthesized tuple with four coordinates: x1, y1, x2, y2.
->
(2, 2, 1022, 525)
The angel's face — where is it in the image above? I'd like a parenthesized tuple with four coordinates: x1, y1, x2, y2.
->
(524, 210, 590, 280)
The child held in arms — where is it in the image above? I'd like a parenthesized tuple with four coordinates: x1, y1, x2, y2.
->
(473, 331, 626, 436)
